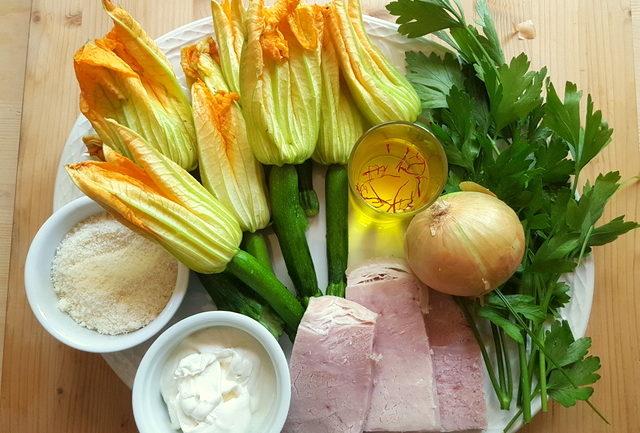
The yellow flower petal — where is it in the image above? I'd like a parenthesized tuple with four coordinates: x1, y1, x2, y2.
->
(287, 3, 323, 51)
(241, 0, 323, 166)
(73, 2, 198, 171)
(326, 0, 420, 124)
(313, 25, 365, 165)
(211, 0, 245, 94)
(180, 38, 229, 92)
(191, 81, 271, 232)
(65, 144, 242, 274)
(107, 120, 241, 240)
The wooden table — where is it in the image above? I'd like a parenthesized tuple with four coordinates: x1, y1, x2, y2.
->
(1, 0, 638, 431)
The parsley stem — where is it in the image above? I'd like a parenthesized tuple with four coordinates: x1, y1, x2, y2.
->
(491, 323, 511, 409)
(539, 348, 548, 411)
(504, 388, 541, 433)
(577, 225, 594, 265)
(571, 172, 580, 198)
(457, 297, 510, 407)
(502, 327, 514, 402)
(495, 289, 610, 424)
(518, 339, 532, 422)
(490, 136, 501, 155)
(535, 273, 556, 411)
(503, 406, 524, 433)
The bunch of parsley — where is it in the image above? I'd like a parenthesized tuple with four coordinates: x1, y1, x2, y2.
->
(386, 0, 639, 430)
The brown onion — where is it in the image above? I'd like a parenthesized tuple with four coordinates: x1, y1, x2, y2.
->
(405, 191, 525, 297)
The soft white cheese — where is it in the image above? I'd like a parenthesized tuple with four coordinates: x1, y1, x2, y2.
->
(160, 327, 275, 433)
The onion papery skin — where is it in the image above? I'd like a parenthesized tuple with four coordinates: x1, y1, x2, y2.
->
(405, 191, 525, 297)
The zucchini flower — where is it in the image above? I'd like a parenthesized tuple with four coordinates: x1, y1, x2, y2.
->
(240, 0, 324, 166)
(66, 121, 304, 333)
(211, 0, 245, 94)
(312, 21, 365, 298)
(181, 37, 229, 92)
(182, 39, 270, 233)
(237, 0, 324, 301)
(67, 122, 241, 274)
(73, 0, 197, 171)
(191, 80, 271, 233)
(313, 24, 365, 166)
(325, 0, 421, 124)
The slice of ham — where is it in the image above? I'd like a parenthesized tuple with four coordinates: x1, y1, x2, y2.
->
(283, 295, 378, 433)
(426, 289, 488, 432)
(346, 258, 441, 432)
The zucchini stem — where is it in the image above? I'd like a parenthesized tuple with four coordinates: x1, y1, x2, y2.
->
(325, 164, 349, 297)
(242, 230, 272, 271)
(198, 272, 284, 338)
(296, 159, 319, 217)
(269, 164, 321, 301)
(226, 250, 304, 336)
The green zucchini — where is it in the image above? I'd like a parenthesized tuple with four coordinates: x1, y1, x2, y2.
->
(325, 164, 349, 297)
(198, 272, 284, 338)
(269, 164, 321, 303)
(226, 249, 305, 336)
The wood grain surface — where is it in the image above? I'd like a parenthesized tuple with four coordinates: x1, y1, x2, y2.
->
(1, 1, 638, 432)
(0, 0, 31, 393)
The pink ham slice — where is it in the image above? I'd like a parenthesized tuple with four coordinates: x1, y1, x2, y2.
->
(426, 289, 488, 432)
(284, 295, 378, 433)
(346, 258, 441, 432)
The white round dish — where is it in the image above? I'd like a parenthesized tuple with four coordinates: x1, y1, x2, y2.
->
(132, 311, 291, 433)
(25, 195, 190, 353)
(53, 15, 595, 433)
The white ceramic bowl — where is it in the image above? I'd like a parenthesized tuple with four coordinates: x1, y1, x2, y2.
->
(132, 311, 291, 433)
(24, 195, 189, 353)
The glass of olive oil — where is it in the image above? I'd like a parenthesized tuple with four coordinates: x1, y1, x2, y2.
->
(347, 121, 447, 222)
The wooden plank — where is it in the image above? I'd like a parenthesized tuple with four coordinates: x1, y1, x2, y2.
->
(1, 0, 638, 432)
(0, 1, 210, 431)
(633, 0, 640, 149)
(0, 0, 32, 394)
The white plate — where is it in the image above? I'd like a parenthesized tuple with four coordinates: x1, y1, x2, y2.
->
(53, 15, 595, 433)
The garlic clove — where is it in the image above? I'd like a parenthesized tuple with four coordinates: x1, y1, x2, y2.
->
(514, 19, 536, 40)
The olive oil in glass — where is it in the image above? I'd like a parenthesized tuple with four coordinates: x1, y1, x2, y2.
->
(348, 121, 448, 221)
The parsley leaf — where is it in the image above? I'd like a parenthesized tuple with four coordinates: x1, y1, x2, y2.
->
(478, 305, 524, 343)
(544, 82, 582, 147)
(580, 95, 614, 172)
(483, 54, 547, 132)
(405, 51, 465, 110)
(474, 0, 504, 64)
(548, 356, 601, 407)
(547, 282, 572, 315)
(566, 172, 622, 235)
(486, 293, 546, 324)
(589, 216, 640, 246)
(529, 233, 581, 274)
(386, 0, 460, 38)
(544, 82, 614, 174)
(534, 138, 574, 185)
(545, 321, 592, 367)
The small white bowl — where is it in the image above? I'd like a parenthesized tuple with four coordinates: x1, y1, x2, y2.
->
(24, 195, 189, 353)
(132, 311, 291, 433)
